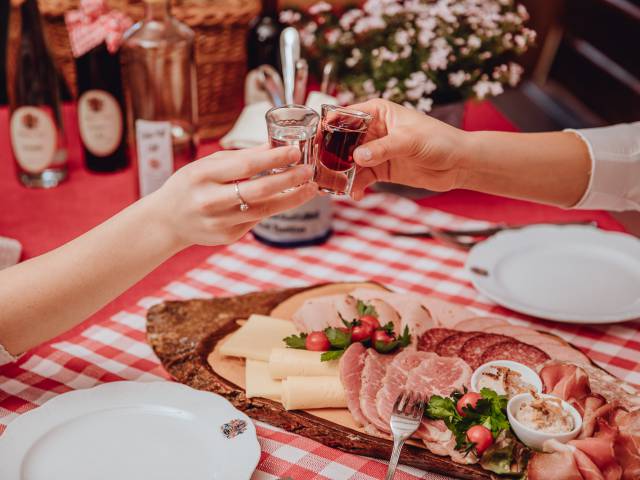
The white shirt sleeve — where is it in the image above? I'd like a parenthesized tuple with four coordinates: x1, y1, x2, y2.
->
(0, 342, 17, 367)
(566, 122, 640, 211)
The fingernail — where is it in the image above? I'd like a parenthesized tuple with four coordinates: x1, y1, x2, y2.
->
(355, 147, 372, 163)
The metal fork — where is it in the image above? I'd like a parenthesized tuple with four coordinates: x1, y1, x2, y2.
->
(385, 391, 426, 480)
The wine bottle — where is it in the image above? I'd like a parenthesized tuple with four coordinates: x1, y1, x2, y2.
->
(247, 0, 282, 71)
(10, 0, 68, 188)
(121, 0, 198, 197)
(73, 31, 129, 172)
(1, 0, 9, 105)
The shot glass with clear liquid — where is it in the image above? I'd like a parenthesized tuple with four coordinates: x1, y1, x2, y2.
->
(313, 104, 372, 196)
(265, 105, 319, 176)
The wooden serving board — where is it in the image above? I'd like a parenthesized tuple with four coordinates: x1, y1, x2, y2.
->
(147, 282, 493, 480)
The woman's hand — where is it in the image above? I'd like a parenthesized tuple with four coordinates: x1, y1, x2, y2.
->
(349, 99, 468, 199)
(149, 144, 317, 249)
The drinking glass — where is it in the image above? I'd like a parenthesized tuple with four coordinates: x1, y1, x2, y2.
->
(313, 104, 372, 196)
(265, 105, 319, 174)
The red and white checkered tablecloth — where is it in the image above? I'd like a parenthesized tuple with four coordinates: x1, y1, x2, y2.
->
(1, 193, 639, 479)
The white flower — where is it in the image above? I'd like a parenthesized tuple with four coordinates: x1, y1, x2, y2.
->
(423, 79, 436, 94)
(467, 35, 482, 49)
(417, 17, 436, 47)
(517, 4, 530, 20)
(405, 86, 423, 101)
(339, 9, 363, 30)
(427, 38, 451, 70)
(300, 22, 318, 48)
(345, 48, 363, 68)
(508, 62, 523, 86)
(279, 10, 301, 24)
(353, 15, 387, 34)
(399, 45, 412, 58)
(363, 79, 376, 94)
(404, 71, 427, 88)
(449, 70, 467, 87)
(325, 29, 340, 45)
(403, 101, 416, 110)
(386, 77, 399, 89)
(473, 80, 504, 100)
(417, 97, 433, 113)
(337, 90, 355, 105)
(514, 34, 527, 48)
(395, 29, 412, 46)
(309, 1, 332, 15)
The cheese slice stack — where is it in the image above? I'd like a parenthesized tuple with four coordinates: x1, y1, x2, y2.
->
(219, 314, 297, 361)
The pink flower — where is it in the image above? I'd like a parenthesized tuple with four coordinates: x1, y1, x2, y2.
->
(279, 10, 301, 24)
(309, 1, 332, 16)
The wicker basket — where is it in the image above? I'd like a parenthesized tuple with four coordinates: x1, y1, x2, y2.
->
(13, 0, 260, 139)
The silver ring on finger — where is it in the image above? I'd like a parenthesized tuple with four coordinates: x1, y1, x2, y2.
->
(234, 181, 250, 212)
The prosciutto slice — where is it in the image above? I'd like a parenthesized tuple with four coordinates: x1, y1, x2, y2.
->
(615, 410, 640, 480)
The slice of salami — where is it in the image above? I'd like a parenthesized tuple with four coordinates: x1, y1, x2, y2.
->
(480, 340, 550, 370)
(417, 328, 457, 352)
(460, 333, 511, 369)
(435, 331, 482, 358)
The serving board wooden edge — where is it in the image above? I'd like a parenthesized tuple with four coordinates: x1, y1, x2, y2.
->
(147, 283, 497, 479)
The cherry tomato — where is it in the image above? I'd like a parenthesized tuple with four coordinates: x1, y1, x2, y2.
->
(305, 331, 331, 351)
(359, 315, 380, 329)
(351, 323, 374, 342)
(456, 392, 482, 416)
(372, 329, 395, 345)
(466, 425, 493, 455)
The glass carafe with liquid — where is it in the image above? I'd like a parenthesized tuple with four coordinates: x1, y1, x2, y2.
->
(121, 0, 198, 196)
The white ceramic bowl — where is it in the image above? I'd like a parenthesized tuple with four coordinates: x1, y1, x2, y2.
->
(507, 393, 582, 451)
(470, 360, 543, 395)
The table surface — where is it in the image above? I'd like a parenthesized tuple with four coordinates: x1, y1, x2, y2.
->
(1, 101, 638, 479)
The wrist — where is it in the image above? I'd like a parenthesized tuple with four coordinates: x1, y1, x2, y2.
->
(136, 193, 189, 256)
(453, 130, 482, 190)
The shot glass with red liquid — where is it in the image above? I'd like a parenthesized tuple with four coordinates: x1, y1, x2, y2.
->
(265, 105, 319, 174)
(314, 104, 372, 196)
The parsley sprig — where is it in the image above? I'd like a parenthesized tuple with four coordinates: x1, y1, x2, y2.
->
(426, 388, 510, 455)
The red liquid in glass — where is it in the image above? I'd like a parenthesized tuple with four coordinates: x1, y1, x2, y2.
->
(317, 124, 366, 172)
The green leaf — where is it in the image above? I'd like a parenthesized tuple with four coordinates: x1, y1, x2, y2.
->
(479, 430, 530, 476)
(425, 395, 459, 421)
(320, 350, 345, 362)
(325, 327, 352, 349)
(356, 300, 378, 318)
(397, 325, 412, 347)
(374, 339, 400, 353)
(283, 333, 307, 349)
(381, 322, 395, 334)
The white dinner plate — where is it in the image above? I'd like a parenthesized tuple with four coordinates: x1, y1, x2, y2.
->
(465, 225, 640, 323)
(0, 381, 260, 480)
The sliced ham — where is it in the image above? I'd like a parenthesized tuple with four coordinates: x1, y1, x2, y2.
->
(339, 343, 368, 427)
(486, 324, 546, 337)
(349, 288, 435, 340)
(376, 350, 436, 426)
(540, 363, 591, 403)
(571, 419, 622, 480)
(335, 295, 360, 324)
(292, 294, 349, 332)
(454, 316, 510, 331)
(536, 343, 591, 366)
(420, 296, 476, 328)
(366, 298, 402, 334)
(528, 447, 586, 480)
(359, 349, 395, 432)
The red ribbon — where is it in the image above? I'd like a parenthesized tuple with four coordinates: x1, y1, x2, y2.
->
(65, 0, 133, 57)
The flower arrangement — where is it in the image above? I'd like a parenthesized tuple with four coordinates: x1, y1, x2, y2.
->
(280, 0, 536, 112)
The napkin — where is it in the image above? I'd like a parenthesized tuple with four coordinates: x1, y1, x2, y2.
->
(0, 236, 22, 270)
(220, 101, 271, 149)
(220, 79, 341, 149)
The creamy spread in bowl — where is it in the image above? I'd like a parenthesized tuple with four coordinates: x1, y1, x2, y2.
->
(507, 392, 582, 451)
(515, 394, 574, 433)
(471, 360, 542, 398)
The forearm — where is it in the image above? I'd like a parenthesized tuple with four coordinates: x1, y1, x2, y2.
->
(458, 130, 591, 207)
(0, 194, 184, 355)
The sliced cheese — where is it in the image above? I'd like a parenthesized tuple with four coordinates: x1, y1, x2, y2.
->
(219, 314, 297, 361)
(281, 376, 347, 410)
(269, 348, 340, 379)
(245, 359, 282, 401)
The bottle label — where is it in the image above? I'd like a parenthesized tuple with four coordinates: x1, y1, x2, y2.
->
(252, 196, 333, 244)
(78, 90, 123, 157)
(135, 119, 174, 197)
(10, 106, 58, 173)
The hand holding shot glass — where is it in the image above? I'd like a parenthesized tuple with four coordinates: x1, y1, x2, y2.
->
(264, 103, 372, 197)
